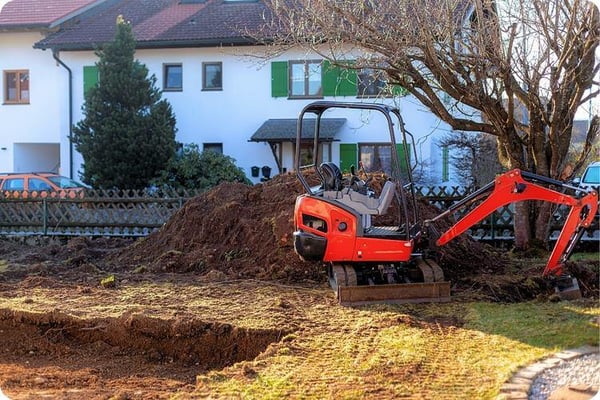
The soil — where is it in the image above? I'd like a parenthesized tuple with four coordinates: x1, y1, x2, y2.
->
(0, 172, 597, 399)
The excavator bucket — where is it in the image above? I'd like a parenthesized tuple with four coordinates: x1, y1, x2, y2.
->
(331, 260, 451, 306)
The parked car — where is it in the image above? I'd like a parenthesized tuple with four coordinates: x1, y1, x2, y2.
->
(0, 172, 87, 198)
(574, 161, 600, 191)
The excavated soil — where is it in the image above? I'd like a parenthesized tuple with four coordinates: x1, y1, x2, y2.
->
(0, 172, 597, 398)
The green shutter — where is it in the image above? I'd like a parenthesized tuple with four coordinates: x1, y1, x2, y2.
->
(83, 65, 99, 95)
(271, 61, 288, 97)
(396, 143, 411, 174)
(390, 84, 409, 97)
(442, 145, 449, 182)
(323, 60, 357, 97)
(339, 143, 358, 173)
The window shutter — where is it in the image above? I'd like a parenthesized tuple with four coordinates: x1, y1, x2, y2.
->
(396, 143, 411, 173)
(323, 60, 356, 97)
(391, 84, 409, 97)
(339, 143, 358, 173)
(83, 66, 99, 95)
(271, 61, 288, 97)
(442, 145, 449, 182)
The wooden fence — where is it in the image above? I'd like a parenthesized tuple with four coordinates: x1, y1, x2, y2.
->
(0, 186, 597, 242)
(0, 188, 199, 237)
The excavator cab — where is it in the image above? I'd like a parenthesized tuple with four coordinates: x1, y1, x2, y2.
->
(292, 101, 450, 305)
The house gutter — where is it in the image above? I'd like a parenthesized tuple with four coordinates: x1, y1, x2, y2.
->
(52, 50, 74, 179)
(35, 37, 264, 52)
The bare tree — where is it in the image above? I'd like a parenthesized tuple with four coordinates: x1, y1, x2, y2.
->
(440, 132, 503, 187)
(263, 0, 599, 249)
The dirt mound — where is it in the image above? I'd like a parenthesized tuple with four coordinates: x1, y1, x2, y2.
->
(113, 173, 323, 282)
(114, 173, 510, 284)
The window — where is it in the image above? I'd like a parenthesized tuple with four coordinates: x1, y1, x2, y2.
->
(582, 164, 600, 185)
(289, 60, 322, 98)
(349, 143, 410, 176)
(3, 178, 24, 190)
(28, 178, 52, 191)
(202, 62, 222, 90)
(357, 68, 386, 98)
(203, 143, 223, 154)
(297, 142, 330, 167)
(3, 70, 29, 104)
(360, 143, 393, 174)
(163, 64, 182, 91)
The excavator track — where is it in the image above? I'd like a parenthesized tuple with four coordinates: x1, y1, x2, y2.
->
(330, 260, 451, 306)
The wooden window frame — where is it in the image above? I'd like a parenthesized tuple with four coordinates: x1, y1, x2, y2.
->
(202, 62, 223, 91)
(3, 70, 30, 104)
(288, 60, 323, 99)
(357, 68, 387, 98)
(203, 142, 223, 154)
(163, 63, 183, 91)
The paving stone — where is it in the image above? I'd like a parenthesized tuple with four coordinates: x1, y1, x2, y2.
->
(514, 369, 539, 380)
(499, 347, 600, 400)
(508, 377, 532, 385)
(500, 383, 530, 392)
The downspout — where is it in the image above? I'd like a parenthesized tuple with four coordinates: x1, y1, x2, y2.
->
(52, 50, 74, 179)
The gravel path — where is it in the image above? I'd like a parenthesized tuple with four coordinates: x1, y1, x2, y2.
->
(528, 352, 599, 399)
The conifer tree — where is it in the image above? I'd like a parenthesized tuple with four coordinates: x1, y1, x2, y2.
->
(73, 15, 177, 190)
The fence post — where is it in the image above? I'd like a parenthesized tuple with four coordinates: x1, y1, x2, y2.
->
(42, 198, 48, 236)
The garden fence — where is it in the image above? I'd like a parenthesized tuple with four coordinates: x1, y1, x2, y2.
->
(0, 186, 597, 242)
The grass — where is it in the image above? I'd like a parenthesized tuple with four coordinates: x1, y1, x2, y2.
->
(194, 299, 599, 399)
(2, 278, 598, 399)
(569, 251, 600, 261)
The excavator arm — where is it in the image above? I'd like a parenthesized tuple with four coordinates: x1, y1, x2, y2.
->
(427, 169, 598, 277)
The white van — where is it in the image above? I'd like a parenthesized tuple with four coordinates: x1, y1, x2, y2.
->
(574, 161, 600, 190)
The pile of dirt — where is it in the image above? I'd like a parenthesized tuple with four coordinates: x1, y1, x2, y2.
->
(113, 173, 324, 282)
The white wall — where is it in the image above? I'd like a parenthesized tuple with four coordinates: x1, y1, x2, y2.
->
(59, 46, 450, 184)
(0, 31, 67, 174)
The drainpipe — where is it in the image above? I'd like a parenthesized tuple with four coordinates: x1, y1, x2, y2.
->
(52, 50, 74, 179)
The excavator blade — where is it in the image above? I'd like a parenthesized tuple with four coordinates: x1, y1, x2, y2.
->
(337, 282, 451, 306)
(332, 261, 451, 306)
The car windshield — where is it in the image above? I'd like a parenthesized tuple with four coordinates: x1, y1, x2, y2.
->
(582, 165, 600, 184)
(47, 176, 86, 189)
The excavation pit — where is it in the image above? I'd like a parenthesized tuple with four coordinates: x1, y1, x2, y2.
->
(0, 308, 288, 397)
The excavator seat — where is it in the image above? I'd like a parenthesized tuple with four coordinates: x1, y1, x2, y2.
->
(323, 180, 396, 216)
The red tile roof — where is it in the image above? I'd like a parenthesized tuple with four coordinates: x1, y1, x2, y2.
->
(0, 0, 104, 28)
(34, 0, 276, 50)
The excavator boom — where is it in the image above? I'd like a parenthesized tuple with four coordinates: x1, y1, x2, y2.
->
(429, 169, 598, 277)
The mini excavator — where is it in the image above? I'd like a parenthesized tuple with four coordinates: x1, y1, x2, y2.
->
(292, 101, 598, 305)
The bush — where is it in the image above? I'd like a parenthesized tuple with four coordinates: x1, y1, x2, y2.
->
(153, 144, 251, 191)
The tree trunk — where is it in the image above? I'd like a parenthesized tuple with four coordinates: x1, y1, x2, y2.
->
(534, 201, 554, 243)
(513, 201, 532, 249)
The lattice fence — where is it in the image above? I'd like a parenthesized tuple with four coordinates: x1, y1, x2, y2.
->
(0, 188, 200, 237)
(0, 186, 597, 241)
(417, 185, 599, 242)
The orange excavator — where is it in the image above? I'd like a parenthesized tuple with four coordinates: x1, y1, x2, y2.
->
(292, 101, 598, 305)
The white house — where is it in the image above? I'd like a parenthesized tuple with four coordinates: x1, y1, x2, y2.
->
(0, 0, 105, 176)
(0, 0, 469, 186)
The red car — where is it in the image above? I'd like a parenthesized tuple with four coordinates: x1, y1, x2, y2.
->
(0, 172, 87, 199)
